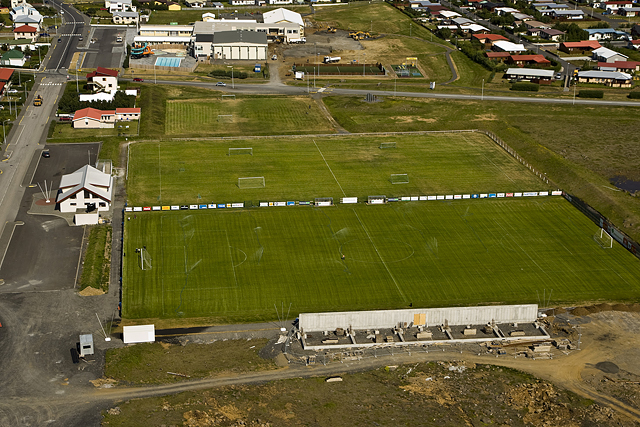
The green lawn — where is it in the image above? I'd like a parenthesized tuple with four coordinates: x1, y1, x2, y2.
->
(164, 97, 331, 136)
(323, 96, 640, 242)
(79, 225, 111, 292)
(122, 198, 640, 320)
(126, 133, 547, 206)
(50, 121, 138, 139)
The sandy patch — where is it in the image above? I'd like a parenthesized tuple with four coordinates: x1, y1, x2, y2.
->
(78, 286, 104, 296)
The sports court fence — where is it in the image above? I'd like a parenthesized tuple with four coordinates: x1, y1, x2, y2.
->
(563, 192, 640, 261)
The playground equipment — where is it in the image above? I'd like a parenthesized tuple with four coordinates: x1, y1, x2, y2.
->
(404, 57, 417, 67)
(131, 43, 153, 58)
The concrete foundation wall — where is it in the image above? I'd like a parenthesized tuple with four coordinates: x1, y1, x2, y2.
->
(299, 304, 538, 332)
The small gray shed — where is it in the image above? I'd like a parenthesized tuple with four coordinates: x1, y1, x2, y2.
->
(79, 334, 94, 357)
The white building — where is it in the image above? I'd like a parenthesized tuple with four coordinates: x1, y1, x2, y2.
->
(493, 40, 527, 53)
(86, 67, 119, 95)
(262, 7, 304, 36)
(211, 30, 267, 60)
(592, 46, 628, 63)
(10, 5, 42, 29)
(56, 165, 114, 214)
(105, 0, 136, 12)
(113, 11, 139, 24)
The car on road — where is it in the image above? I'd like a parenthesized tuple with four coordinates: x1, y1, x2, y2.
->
(42, 150, 50, 158)
(555, 73, 563, 79)
(133, 77, 144, 82)
(79, 36, 83, 41)
(215, 82, 227, 86)
(57, 38, 62, 43)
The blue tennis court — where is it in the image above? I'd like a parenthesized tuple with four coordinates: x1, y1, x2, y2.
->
(155, 57, 182, 67)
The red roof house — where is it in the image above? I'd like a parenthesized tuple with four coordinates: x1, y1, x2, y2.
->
(508, 54, 552, 66)
(560, 40, 601, 53)
(0, 68, 14, 82)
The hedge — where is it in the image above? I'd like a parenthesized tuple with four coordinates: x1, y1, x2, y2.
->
(578, 90, 604, 99)
(628, 91, 640, 99)
(510, 82, 539, 92)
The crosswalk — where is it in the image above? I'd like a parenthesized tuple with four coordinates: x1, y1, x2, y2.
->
(40, 82, 63, 86)
(59, 33, 83, 37)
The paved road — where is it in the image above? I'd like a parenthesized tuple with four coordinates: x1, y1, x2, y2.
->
(46, 0, 89, 72)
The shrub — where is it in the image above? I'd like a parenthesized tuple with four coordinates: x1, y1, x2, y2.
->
(578, 90, 604, 99)
(511, 82, 539, 92)
(207, 70, 248, 79)
(628, 91, 640, 99)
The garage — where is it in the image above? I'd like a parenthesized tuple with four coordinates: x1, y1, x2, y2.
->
(212, 30, 267, 61)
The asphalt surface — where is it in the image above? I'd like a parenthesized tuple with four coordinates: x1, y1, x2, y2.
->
(0, 143, 100, 292)
(45, 0, 89, 72)
(80, 27, 127, 70)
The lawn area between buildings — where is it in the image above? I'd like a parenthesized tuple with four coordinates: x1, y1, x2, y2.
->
(78, 225, 112, 292)
(323, 96, 640, 243)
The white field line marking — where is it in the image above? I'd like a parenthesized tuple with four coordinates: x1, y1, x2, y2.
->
(313, 139, 346, 197)
(493, 219, 551, 282)
(353, 209, 407, 302)
(161, 215, 165, 316)
(226, 230, 238, 288)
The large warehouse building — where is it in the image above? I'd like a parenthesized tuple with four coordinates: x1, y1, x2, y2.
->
(211, 30, 267, 60)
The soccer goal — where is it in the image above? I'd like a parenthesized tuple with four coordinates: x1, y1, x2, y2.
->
(217, 114, 234, 123)
(238, 176, 265, 189)
(228, 147, 253, 156)
(138, 247, 152, 270)
(390, 174, 409, 184)
(379, 142, 397, 149)
(221, 94, 236, 100)
(368, 195, 386, 205)
(593, 228, 613, 249)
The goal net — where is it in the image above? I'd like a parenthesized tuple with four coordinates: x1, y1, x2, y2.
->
(221, 94, 236, 100)
(593, 228, 613, 249)
(315, 197, 333, 207)
(217, 114, 234, 123)
(379, 142, 396, 149)
(368, 195, 386, 204)
(390, 174, 409, 184)
(229, 147, 253, 156)
(238, 176, 265, 189)
(139, 247, 152, 270)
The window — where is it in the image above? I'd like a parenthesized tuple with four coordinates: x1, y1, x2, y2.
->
(84, 190, 90, 198)
(70, 202, 76, 206)
(70, 193, 76, 199)
(99, 202, 106, 207)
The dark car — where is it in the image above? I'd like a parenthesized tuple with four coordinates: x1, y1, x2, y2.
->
(42, 150, 50, 158)
(133, 77, 144, 82)
(79, 36, 83, 41)
(57, 38, 62, 43)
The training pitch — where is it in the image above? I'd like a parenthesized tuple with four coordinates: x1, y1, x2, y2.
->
(127, 132, 547, 206)
(123, 199, 640, 319)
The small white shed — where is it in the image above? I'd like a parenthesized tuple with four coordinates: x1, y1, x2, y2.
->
(123, 325, 155, 344)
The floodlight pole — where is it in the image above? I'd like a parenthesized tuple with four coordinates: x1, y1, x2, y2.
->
(75, 67, 79, 92)
(481, 78, 484, 101)
(227, 65, 234, 88)
(154, 64, 156, 84)
(2, 119, 9, 144)
(363, 53, 365, 77)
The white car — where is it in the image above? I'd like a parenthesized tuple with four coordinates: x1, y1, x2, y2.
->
(215, 82, 226, 87)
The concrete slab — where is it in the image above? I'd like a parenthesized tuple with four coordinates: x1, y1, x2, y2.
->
(81, 27, 126, 70)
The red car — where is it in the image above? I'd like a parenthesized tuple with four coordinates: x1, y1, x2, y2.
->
(133, 78, 144, 82)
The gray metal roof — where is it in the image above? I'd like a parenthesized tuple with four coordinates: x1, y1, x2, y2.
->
(195, 33, 214, 42)
(212, 30, 267, 45)
(505, 67, 554, 77)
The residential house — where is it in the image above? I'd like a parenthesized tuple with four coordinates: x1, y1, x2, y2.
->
(504, 67, 554, 81)
(452, 16, 473, 26)
(597, 60, 640, 72)
(13, 24, 37, 41)
(493, 40, 527, 53)
(619, 7, 640, 16)
(112, 11, 138, 24)
(524, 20, 550, 30)
(202, 12, 215, 21)
(577, 70, 632, 87)
(628, 39, 640, 49)
(1, 49, 25, 66)
(539, 28, 565, 41)
(512, 12, 534, 20)
(494, 6, 519, 15)
(441, 10, 463, 19)
(86, 67, 119, 94)
(0, 68, 14, 96)
(584, 28, 630, 40)
(592, 46, 628, 63)
(460, 23, 490, 33)
(603, 0, 632, 11)
(508, 54, 551, 66)
(480, 1, 506, 11)
(631, 24, 640, 37)
(410, 0, 438, 8)
(211, 2, 224, 7)
(553, 9, 584, 19)
(9, 4, 41, 22)
(486, 51, 511, 61)
(105, 0, 136, 13)
(185, 0, 205, 6)
(56, 165, 114, 213)
(559, 40, 601, 53)
(473, 33, 509, 47)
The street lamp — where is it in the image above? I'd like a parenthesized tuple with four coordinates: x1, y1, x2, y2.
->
(481, 78, 484, 100)
(154, 64, 156, 84)
(363, 53, 365, 77)
(75, 67, 79, 92)
(227, 65, 234, 88)
(2, 119, 9, 144)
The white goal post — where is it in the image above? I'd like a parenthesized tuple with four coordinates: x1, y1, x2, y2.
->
(229, 147, 253, 156)
(238, 176, 265, 189)
(217, 114, 233, 123)
(138, 247, 152, 270)
(594, 228, 613, 249)
(221, 94, 236, 100)
(390, 173, 409, 184)
(379, 142, 396, 149)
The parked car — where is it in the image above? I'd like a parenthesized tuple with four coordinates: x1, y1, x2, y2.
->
(215, 82, 226, 86)
(79, 36, 83, 41)
(57, 37, 62, 43)
(42, 150, 50, 158)
(133, 77, 144, 82)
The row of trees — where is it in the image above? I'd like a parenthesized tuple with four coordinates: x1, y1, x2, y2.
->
(57, 90, 136, 114)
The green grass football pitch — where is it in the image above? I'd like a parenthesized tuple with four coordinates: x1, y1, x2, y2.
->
(127, 132, 548, 206)
(122, 198, 640, 320)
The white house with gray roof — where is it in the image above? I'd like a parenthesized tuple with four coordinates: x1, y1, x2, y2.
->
(56, 165, 113, 213)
